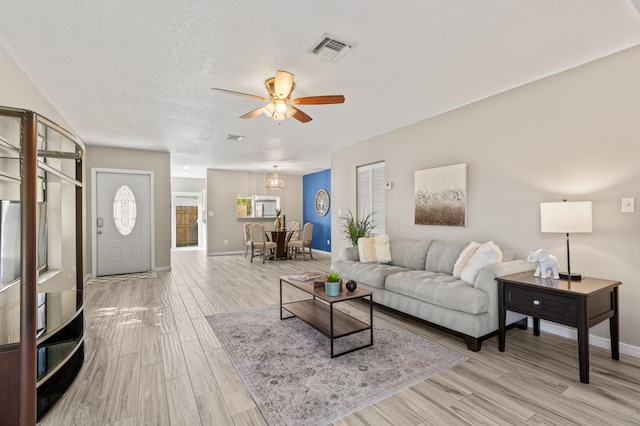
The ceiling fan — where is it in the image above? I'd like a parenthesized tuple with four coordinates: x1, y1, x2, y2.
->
(211, 70, 345, 123)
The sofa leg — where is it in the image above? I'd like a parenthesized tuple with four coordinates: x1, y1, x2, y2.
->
(465, 336, 482, 352)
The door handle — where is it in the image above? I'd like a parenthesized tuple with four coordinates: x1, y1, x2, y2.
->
(97, 230, 103, 234)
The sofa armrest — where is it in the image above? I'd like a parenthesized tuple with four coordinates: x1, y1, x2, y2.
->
(344, 246, 359, 261)
(474, 260, 536, 289)
(473, 260, 537, 326)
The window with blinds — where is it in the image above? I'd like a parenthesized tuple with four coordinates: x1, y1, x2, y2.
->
(357, 162, 385, 235)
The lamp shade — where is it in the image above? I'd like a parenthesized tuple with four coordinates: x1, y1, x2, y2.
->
(540, 201, 592, 233)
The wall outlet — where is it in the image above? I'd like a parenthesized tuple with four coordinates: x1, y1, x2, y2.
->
(224, 240, 228, 245)
(327, 239, 330, 245)
(339, 250, 343, 258)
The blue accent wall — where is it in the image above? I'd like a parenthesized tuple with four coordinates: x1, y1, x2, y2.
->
(303, 169, 331, 252)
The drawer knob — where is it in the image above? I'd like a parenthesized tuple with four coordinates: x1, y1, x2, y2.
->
(533, 299, 541, 306)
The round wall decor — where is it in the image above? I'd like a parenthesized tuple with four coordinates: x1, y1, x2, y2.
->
(314, 189, 330, 216)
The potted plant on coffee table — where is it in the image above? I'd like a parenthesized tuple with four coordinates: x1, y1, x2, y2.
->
(325, 270, 341, 297)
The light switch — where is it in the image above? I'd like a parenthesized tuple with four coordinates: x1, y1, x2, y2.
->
(622, 198, 635, 213)
(208, 211, 214, 217)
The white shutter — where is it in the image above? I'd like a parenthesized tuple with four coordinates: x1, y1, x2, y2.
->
(371, 166, 385, 233)
(357, 168, 371, 218)
(357, 162, 385, 235)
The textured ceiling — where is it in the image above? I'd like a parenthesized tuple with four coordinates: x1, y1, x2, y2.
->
(1, 1, 640, 178)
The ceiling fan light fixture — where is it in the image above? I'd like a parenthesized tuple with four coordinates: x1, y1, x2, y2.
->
(285, 105, 296, 118)
(213, 69, 345, 123)
(263, 103, 286, 121)
(266, 165, 285, 189)
(274, 100, 288, 114)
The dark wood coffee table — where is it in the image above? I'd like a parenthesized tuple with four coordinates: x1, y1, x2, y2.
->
(279, 276, 373, 358)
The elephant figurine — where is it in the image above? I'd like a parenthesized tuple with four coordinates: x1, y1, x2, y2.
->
(526, 249, 560, 279)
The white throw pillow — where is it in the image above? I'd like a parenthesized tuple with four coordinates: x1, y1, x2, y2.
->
(358, 234, 392, 264)
(453, 241, 480, 278)
(460, 241, 503, 284)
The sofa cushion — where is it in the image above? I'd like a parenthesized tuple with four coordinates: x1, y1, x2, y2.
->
(424, 240, 469, 274)
(389, 239, 432, 270)
(357, 234, 392, 263)
(460, 241, 503, 284)
(331, 260, 411, 289)
(385, 270, 489, 315)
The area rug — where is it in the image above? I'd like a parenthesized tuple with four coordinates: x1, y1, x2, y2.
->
(206, 304, 468, 426)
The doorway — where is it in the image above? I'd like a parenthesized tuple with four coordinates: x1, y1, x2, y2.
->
(171, 192, 203, 249)
(92, 169, 153, 276)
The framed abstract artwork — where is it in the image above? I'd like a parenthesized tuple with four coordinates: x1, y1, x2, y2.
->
(414, 163, 467, 226)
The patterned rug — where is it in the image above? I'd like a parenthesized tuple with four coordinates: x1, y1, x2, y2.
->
(87, 271, 157, 284)
(206, 304, 468, 426)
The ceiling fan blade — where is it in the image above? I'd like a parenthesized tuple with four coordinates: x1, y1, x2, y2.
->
(274, 70, 294, 98)
(290, 106, 312, 123)
(239, 107, 266, 119)
(291, 95, 345, 105)
(211, 88, 267, 101)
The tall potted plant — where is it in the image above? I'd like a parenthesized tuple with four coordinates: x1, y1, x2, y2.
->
(339, 210, 375, 246)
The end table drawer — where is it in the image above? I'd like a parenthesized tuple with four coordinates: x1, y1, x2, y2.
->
(505, 286, 577, 326)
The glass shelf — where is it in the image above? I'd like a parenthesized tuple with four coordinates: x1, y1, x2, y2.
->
(36, 337, 83, 383)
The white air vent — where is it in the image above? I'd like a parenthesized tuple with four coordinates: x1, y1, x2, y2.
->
(307, 33, 352, 62)
(224, 134, 245, 141)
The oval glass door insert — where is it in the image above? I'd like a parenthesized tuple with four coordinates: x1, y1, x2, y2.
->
(113, 184, 137, 235)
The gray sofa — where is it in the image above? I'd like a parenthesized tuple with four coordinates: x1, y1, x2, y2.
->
(332, 239, 536, 351)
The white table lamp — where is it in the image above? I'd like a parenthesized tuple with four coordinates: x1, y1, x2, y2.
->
(540, 200, 592, 280)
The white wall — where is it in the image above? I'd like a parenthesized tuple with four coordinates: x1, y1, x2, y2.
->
(0, 45, 71, 129)
(206, 169, 302, 254)
(332, 44, 640, 349)
(171, 177, 206, 193)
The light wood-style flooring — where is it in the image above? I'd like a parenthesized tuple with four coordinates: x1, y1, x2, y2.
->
(41, 250, 640, 425)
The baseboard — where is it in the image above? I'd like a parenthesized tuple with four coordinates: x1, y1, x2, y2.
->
(208, 250, 245, 256)
(530, 318, 640, 359)
(153, 266, 171, 272)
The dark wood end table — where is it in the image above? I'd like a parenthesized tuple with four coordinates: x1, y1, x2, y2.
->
(497, 272, 621, 384)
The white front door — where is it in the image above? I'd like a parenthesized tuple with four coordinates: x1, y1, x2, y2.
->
(95, 171, 151, 276)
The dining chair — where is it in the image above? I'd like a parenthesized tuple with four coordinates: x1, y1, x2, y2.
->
(249, 223, 277, 263)
(288, 222, 313, 260)
(286, 221, 300, 241)
(285, 221, 300, 258)
(244, 222, 253, 257)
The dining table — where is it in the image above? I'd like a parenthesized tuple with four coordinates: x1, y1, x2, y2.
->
(269, 230, 293, 260)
